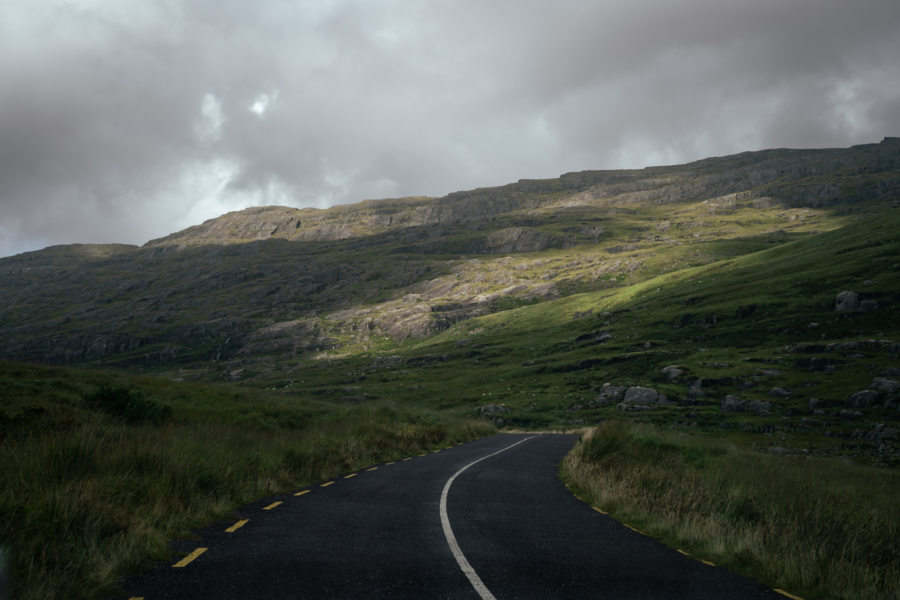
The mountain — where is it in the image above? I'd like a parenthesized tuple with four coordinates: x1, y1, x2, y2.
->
(2, 138, 899, 436)
(2, 138, 897, 367)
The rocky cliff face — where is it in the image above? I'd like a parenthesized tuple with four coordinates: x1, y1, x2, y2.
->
(2, 138, 898, 376)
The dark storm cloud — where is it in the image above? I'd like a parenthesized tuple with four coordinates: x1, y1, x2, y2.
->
(1, 0, 899, 257)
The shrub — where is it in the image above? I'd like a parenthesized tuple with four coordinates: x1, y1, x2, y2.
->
(83, 384, 172, 426)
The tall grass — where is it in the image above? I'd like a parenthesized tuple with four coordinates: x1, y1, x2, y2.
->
(562, 421, 899, 600)
(0, 365, 494, 599)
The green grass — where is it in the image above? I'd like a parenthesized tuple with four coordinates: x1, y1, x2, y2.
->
(0, 361, 494, 599)
(562, 421, 900, 600)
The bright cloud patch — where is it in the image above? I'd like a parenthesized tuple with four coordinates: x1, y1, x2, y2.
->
(249, 91, 278, 118)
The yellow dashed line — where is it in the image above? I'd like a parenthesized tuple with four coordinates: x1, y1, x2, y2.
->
(385, 461, 396, 465)
(225, 519, 249, 533)
(774, 589, 805, 600)
(419, 453, 427, 456)
(344, 473, 358, 479)
(263, 501, 283, 511)
(677, 549, 690, 557)
(172, 547, 207, 568)
(403, 458, 411, 461)
(432, 450, 442, 453)
(592, 507, 608, 515)
(366, 467, 379, 471)
(294, 489, 310, 497)
(129, 597, 144, 600)
(699, 559, 716, 567)
(321, 481, 335, 487)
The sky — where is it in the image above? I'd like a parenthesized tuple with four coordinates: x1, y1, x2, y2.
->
(2, 0, 899, 258)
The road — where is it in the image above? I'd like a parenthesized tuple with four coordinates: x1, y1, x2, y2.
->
(123, 433, 787, 599)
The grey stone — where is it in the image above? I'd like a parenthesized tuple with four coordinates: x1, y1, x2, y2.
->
(860, 300, 879, 311)
(661, 365, 684, 381)
(623, 386, 659, 404)
(846, 390, 880, 408)
(595, 383, 626, 405)
(769, 387, 791, 398)
(748, 399, 772, 415)
(839, 410, 864, 420)
(868, 424, 899, 441)
(479, 404, 508, 416)
(835, 290, 860, 311)
(616, 402, 657, 412)
(871, 377, 899, 394)
(721, 395, 746, 412)
(688, 379, 705, 398)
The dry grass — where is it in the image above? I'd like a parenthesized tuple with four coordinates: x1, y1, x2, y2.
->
(0, 368, 494, 600)
(562, 421, 900, 600)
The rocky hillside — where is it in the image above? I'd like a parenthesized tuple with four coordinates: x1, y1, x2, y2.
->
(1, 138, 899, 377)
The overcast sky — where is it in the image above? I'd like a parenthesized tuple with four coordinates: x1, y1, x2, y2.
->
(2, 0, 899, 257)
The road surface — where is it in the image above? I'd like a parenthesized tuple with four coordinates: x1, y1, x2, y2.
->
(124, 433, 787, 599)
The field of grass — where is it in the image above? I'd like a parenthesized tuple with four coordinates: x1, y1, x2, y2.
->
(0, 361, 494, 599)
(562, 421, 900, 600)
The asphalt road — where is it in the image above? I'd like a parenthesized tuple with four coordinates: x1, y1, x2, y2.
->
(123, 433, 786, 599)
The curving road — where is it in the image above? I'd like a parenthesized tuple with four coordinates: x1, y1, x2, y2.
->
(123, 433, 786, 599)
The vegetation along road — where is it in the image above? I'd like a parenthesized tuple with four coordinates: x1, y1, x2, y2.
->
(123, 433, 787, 599)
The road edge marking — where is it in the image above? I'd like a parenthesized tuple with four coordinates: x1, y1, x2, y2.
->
(774, 589, 805, 600)
(225, 519, 249, 533)
(172, 547, 207, 568)
(440, 435, 537, 600)
(262, 501, 282, 511)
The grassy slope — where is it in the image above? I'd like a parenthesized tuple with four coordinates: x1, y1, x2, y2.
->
(293, 206, 898, 448)
(562, 421, 899, 600)
(0, 362, 493, 599)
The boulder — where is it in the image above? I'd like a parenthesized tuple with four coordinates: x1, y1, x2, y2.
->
(860, 300, 879, 312)
(868, 424, 899, 441)
(769, 387, 791, 398)
(616, 403, 657, 412)
(721, 395, 746, 412)
(478, 404, 508, 416)
(839, 410, 864, 420)
(622, 386, 659, 404)
(871, 377, 899, 394)
(688, 379, 705, 398)
(748, 399, 772, 415)
(661, 365, 684, 381)
(846, 390, 880, 408)
(595, 383, 626, 405)
(835, 291, 860, 312)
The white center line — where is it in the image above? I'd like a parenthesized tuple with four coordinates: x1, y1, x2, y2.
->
(439, 435, 537, 600)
